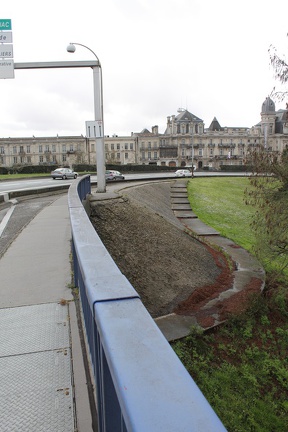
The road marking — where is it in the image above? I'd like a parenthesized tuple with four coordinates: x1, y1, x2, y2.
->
(0, 205, 16, 237)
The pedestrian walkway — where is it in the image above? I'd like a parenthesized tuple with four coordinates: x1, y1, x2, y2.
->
(0, 195, 93, 432)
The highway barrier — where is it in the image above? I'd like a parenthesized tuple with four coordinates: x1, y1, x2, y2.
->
(68, 174, 227, 432)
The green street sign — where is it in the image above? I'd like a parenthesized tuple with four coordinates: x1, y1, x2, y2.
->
(0, 19, 12, 30)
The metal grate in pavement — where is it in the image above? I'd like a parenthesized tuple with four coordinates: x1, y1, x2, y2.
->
(0, 303, 75, 431)
(0, 303, 70, 357)
(0, 350, 74, 431)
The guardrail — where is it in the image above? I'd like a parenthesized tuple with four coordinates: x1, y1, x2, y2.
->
(68, 175, 227, 432)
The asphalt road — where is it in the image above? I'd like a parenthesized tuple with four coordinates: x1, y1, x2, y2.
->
(0, 170, 250, 195)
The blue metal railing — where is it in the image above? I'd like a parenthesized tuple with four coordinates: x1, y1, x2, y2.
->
(68, 175, 227, 432)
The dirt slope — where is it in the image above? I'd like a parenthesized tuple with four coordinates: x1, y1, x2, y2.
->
(89, 182, 226, 318)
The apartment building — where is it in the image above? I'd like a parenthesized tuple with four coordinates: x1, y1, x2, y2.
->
(0, 97, 287, 170)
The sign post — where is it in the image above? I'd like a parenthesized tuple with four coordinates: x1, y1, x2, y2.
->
(0, 19, 14, 79)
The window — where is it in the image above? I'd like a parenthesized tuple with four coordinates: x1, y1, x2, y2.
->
(210, 148, 213, 156)
(20, 157, 25, 163)
(27, 145, 30, 153)
(13, 146, 17, 154)
(111, 154, 115, 159)
(148, 142, 151, 149)
(62, 154, 66, 162)
(142, 151, 145, 159)
(13, 156, 17, 164)
(111, 143, 114, 150)
(125, 153, 128, 159)
(154, 152, 157, 159)
(45, 145, 49, 152)
(52, 156, 57, 163)
(62, 145, 66, 153)
(199, 148, 203, 157)
(130, 143, 133, 150)
(148, 151, 151, 159)
(70, 144, 74, 151)
(91, 144, 95, 152)
(117, 143, 120, 150)
(0, 146, 4, 154)
(27, 156, 31, 163)
(52, 145, 56, 152)
(125, 143, 128, 150)
(39, 155, 43, 163)
(39, 145, 43, 153)
(20, 146, 24, 153)
(117, 153, 120, 159)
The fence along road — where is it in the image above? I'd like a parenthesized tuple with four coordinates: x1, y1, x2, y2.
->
(68, 174, 227, 431)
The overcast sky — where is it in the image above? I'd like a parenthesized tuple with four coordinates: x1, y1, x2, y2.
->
(1, 0, 287, 138)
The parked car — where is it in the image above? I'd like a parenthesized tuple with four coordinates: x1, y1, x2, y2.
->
(51, 168, 78, 180)
(175, 169, 192, 177)
(105, 170, 125, 181)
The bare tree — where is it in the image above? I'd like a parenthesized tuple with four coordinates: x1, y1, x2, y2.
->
(269, 33, 288, 102)
(246, 146, 288, 282)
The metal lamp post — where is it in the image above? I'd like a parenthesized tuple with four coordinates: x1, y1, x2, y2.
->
(191, 123, 194, 178)
(67, 43, 106, 193)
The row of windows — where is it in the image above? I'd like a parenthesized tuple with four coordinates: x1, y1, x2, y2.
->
(140, 147, 246, 158)
(0, 144, 78, 154)
(106, 153, 130, 160)
(0, 138, 263, 156)
(1, 155, 69, 164)
(107, 143, 134, 150)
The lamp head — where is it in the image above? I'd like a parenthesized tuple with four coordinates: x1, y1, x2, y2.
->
(67, 43, 76, 53)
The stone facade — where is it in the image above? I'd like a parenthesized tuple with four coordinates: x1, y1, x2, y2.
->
(0, 97, 287, 169)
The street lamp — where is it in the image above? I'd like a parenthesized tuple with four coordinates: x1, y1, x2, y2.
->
(191, 121, 194, 178)
(67, 43, 106, 192)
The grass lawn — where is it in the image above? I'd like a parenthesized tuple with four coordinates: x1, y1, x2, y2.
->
(0, 173, 50, 180)
(172, 177, 288, 432)
(187, 177, 255, 252)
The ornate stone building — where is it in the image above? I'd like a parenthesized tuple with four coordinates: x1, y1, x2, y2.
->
(0, 97, 287, 170)
(130, 97, 288, 169)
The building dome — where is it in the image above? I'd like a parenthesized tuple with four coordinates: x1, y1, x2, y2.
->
(261, 96, 275, 113)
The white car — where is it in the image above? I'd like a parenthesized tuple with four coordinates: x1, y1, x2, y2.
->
(175, 169, 192, 177)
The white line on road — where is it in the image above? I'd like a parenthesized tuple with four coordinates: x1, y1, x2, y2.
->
(0, 204, 16, 237)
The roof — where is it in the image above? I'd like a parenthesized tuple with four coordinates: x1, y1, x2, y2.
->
(175, 109, 203, 123)
(208, 117, 223, 131)
(262, 96, 275, 114)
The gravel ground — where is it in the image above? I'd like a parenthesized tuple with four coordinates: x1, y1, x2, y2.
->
(89, 181, 224, 318)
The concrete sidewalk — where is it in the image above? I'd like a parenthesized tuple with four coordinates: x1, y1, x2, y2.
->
(0, 195, 93, 432)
